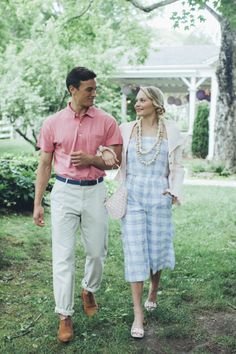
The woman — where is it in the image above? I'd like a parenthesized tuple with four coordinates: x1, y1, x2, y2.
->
(102, 86, 184, 339)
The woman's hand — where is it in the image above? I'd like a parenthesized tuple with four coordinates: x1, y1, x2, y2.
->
(163, 191, 178, 204)
(102, 150, 118, 166)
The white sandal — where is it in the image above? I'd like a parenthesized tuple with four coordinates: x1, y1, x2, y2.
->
(131, 325, 144, 339)
(144, 300, 157, 312)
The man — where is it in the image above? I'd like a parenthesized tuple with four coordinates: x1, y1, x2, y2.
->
(33, 66, 122, 343)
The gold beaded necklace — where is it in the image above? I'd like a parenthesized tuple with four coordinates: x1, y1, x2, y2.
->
(135, 118, 164, 166)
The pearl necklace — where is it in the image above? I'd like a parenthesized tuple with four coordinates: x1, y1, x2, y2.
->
(135, 118, 164, 166)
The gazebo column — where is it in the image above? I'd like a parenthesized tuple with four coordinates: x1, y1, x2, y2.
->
(121, 91, 127, 122)
(188, 77, 197, 135)
(207, 74, 218, 160)
(182, 76, 207, 135)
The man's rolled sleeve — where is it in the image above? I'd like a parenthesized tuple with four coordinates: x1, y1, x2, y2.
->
(104, 119, 123, 146)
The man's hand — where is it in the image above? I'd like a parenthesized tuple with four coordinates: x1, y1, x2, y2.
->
(33, 205, 45, 227)
(70, 150, 93, 167)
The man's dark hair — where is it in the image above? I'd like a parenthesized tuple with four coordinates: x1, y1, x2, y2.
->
(66, 66, 97, 91)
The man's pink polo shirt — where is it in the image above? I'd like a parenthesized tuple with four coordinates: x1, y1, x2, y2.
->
(37, 103, 122, 180)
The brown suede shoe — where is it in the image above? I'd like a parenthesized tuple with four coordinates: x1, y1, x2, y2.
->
(81, 289, 98, 317)
(57, 317, 73, 343)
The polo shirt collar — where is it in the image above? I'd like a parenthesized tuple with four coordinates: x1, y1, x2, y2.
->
(66, 102, 95, 119)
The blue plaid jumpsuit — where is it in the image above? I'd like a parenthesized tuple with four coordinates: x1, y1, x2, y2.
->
(121, 137, 174, 282)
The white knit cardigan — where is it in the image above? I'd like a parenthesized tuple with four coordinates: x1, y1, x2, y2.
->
(115, 119, 185, 202)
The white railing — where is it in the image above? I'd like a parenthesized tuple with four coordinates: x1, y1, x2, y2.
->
(0, 122, 14, 139)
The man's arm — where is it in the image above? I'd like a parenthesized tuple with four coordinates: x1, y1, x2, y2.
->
(33, 151, 53, 226)
(70, 144, 122, 170)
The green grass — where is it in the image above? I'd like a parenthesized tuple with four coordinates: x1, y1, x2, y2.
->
(0, 138, 35, 155)
(0, 186, 236, 353)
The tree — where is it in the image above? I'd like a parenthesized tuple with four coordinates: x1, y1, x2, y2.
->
(0, 0, 152, 148)
(127, 0, 236, 172)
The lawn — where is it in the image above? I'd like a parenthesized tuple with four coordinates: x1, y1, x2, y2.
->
(0, 186, 236, 354)
(0, 138, 35, 155)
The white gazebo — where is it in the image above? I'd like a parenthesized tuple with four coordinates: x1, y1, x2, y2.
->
(113, 45, 219, 159)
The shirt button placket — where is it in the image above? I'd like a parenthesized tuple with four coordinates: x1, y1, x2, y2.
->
(79, 120, 82, 136)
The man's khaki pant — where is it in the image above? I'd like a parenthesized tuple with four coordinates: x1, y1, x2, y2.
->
(50, 180, 108, 316)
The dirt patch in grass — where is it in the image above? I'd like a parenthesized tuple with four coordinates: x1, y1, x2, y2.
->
(133, 311, 236, 354)
(198, 311, 236, 338)
(0, 252, 12, 269)
(0, 233, 48, 270)
(194, 311, 236, 354)
(133, 325, 193, 354)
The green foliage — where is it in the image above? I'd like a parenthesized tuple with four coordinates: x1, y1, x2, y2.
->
(104, 178, 121, 197)
(169, 0, 236, 29)
(95, 83, 123, 123)
(191, 103, 209, 158)
(0, 0, 151, 147)
(126, 92, 138, 122)
(189, 159, 233, 177)
(219, 0, 236, 27)
(191, 160, 231, 177)
(170, 1, 207, 31)
(0, 154, 53, 212)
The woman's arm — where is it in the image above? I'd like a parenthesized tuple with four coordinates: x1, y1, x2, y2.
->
(166, 144, 185, 204)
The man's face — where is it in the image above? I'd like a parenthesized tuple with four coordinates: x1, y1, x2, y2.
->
(70, 79, 97, 108)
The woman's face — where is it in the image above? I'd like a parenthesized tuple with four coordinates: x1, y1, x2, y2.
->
(134, 90, 156, 118)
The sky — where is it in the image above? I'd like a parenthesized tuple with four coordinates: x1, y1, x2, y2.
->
(145, 1, 221, 45)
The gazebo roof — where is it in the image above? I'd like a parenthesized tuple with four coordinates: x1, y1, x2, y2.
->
(114, 45, 219, 93)
(130, 45, 219, 66)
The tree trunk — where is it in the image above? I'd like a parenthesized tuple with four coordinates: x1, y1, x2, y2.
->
(14, 128, 37, 150)
(214, 19, 236, 172)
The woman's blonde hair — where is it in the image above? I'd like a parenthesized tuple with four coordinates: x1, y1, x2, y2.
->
(140, 86, 166, 116)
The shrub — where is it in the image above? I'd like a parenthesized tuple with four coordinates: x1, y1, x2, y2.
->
(104, 178, 119, 196)
(0, 153, 117, 213)
(190, 159, 231, 177)
(192, 103, 209, 158)
(0, 154, 54, 212)
(191, 163, 206, 173)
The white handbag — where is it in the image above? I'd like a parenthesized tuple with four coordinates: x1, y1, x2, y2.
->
(98, 148, 127, 219)
(105, 182, 127, 219)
